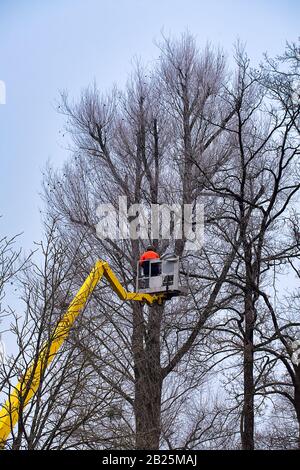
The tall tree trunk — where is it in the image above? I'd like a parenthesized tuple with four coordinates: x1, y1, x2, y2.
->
(241, 247, 255, 450)
(294, 370, 300, 449)
(133, 303, 163, 449)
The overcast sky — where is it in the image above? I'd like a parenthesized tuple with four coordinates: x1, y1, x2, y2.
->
(0, 0, 299, 253)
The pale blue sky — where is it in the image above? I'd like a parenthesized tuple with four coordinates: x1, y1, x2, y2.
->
(0, 0, 299, 252)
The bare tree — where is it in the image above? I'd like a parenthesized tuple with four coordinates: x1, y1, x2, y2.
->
(0, 222, 25, 378)
(0, 221, 132, 449)
(2, 34, 298, 451)
(42, 33, 241, 449)
(186, 41, 300, 449)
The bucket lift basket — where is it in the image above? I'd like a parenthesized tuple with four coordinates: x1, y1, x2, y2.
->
(136, 254, 188, 299)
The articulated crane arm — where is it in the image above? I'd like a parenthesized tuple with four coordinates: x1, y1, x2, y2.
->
(0, 259, 164, 448)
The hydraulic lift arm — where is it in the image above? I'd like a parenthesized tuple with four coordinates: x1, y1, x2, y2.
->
(0, 259, 164, 447)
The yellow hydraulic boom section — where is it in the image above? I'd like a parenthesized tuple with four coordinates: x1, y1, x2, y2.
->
(0, 260, 165, 448)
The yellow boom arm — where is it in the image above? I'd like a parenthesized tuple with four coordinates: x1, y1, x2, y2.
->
(0, 259, 164, 447)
